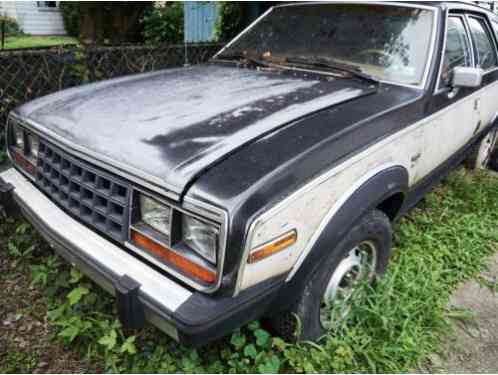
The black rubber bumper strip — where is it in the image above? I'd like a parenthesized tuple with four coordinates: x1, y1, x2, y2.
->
(0, 177, 17, 217)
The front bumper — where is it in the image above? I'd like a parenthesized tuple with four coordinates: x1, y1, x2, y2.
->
(0, 168, 282, 346)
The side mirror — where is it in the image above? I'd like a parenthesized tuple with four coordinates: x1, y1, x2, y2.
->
(451, 67, 483, 89)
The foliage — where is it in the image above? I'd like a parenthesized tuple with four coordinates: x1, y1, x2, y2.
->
(142, 2, 184, 45)
(1, 35, 77, 50)
(0, 16, 21, 36)
(2, 169, 498, 372)
(59, 2, 80, 38)
(215, 2, 245, 42)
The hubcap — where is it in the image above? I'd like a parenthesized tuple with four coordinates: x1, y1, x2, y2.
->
(320, 241, 377, 330)
(477, 129, 498, 169)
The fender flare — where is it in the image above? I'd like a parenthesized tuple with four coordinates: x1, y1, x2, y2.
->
(283, 165, 409, 292)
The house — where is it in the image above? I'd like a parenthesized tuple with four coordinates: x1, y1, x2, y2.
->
(0, 1, 66, 35)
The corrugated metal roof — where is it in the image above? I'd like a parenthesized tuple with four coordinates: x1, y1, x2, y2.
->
(184, 2, 220, 43)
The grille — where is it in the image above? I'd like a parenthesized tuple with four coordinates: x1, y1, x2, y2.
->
(35, 141, 130, 242)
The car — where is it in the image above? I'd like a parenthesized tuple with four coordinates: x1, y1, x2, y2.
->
(1, 1, 498, 346)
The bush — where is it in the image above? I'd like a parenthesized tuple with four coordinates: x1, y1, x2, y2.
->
(142, 2, 184, 45)
(215, 2, 244, 43)
(59, 2, 80, 38)
(0, 16, 21, 35)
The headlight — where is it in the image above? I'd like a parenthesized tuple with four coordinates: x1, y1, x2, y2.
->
(139, 195, 171, 235)
(182, 214, 218, 264)
(26, 133, 40, 160)
(12, 123, 24, 149)
(131, 192, 220, 286)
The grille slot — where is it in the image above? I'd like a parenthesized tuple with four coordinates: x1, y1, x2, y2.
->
(35, 141, 130, 242)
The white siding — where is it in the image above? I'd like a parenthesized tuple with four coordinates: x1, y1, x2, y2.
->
(0, 1, 18, 18)
(9, 1, 66, 35)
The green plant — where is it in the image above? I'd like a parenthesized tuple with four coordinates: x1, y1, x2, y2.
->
(2, 168, 498, 373)
(215, 2, 244, 42)
(0, 15, 21, 35)
(59, 2, 80, 38)
(142, 2, 184, 45)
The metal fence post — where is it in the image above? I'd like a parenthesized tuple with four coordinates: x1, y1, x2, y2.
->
(1, 19, 5, 51)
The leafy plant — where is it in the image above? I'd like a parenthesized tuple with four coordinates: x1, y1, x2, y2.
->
(2, 169, 498, 373)
(142, 2, 184, 45)
(0, 16, 21, 36)
(215, 2, 244, 42)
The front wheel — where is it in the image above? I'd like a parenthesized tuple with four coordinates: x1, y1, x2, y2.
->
(268, 210, 392, 342)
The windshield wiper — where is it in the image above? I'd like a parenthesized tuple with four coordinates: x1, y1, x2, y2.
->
(215, 52, 271, 68)
(285, 56, 379, 84)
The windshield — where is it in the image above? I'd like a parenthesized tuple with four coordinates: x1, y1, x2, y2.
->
(219, 4, 435, 86)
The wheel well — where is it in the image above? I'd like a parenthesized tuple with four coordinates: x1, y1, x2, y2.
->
(376, 192, 405, 221)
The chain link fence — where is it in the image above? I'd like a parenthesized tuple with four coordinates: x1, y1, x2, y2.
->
(0, 43, 223, 157)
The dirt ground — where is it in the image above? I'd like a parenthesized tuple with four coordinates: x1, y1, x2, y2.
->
(424, 252, 498, 373)
(0, 231, 101, 373)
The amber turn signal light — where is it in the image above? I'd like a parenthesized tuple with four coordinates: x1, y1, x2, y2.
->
(248, 230, 297, 264)
(131, 230, 217, 284)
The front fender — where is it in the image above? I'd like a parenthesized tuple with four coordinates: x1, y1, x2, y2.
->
(280, 165, 408, 299)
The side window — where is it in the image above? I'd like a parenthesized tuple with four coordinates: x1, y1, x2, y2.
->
(467, 17, 498, 70)
(439, 17, 472, 89)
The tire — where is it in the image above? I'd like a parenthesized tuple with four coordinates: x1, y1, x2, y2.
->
(268, 210, 392, 342)
(489, 149, 498, 172)
(465, 126, 498, 170)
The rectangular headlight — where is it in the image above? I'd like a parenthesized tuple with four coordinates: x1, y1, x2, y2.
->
(26, 133, 40, 160)
(182, 214, 218, 264)
(139, 195, 171, 235)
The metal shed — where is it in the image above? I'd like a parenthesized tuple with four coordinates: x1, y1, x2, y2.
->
(184, 2, 220, 43)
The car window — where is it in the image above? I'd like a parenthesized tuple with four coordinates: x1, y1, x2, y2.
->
(220, 4, 435, 86)
(439, 17, 473, 89)
(467, 17, 498, 70)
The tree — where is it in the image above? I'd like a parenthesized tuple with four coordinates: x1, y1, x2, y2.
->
(60, 1, 152, 45)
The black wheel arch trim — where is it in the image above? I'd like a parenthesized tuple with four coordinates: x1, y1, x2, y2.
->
(268, 165, 408, 312)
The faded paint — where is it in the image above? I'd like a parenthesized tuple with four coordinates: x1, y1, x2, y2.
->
(237, 80, 498, 291)
(14, 64, 376, 197)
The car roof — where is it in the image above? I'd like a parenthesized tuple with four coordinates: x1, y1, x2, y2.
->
(277, 1, 496, 18)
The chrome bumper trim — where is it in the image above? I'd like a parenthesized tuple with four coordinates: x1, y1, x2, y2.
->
(0, 168, 194, 340)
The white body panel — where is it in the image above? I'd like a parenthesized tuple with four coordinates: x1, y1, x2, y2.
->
(0, 1, 17, 18)
(237, 80, 498, 292)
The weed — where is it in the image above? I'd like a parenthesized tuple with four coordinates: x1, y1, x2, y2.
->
(1, 169, 497, 373)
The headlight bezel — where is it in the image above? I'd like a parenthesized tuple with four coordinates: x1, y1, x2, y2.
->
(128, 189, 225, 290)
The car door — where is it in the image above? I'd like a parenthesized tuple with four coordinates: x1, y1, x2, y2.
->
(466, 15, 498, 130)
(420, 15, 478, 177)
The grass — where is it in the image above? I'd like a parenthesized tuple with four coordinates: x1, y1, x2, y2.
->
(1, 35, 78, 50)
(1, 168, 497, 373)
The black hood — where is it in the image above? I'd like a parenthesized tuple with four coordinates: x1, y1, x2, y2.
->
(15, 64, 377, 198)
